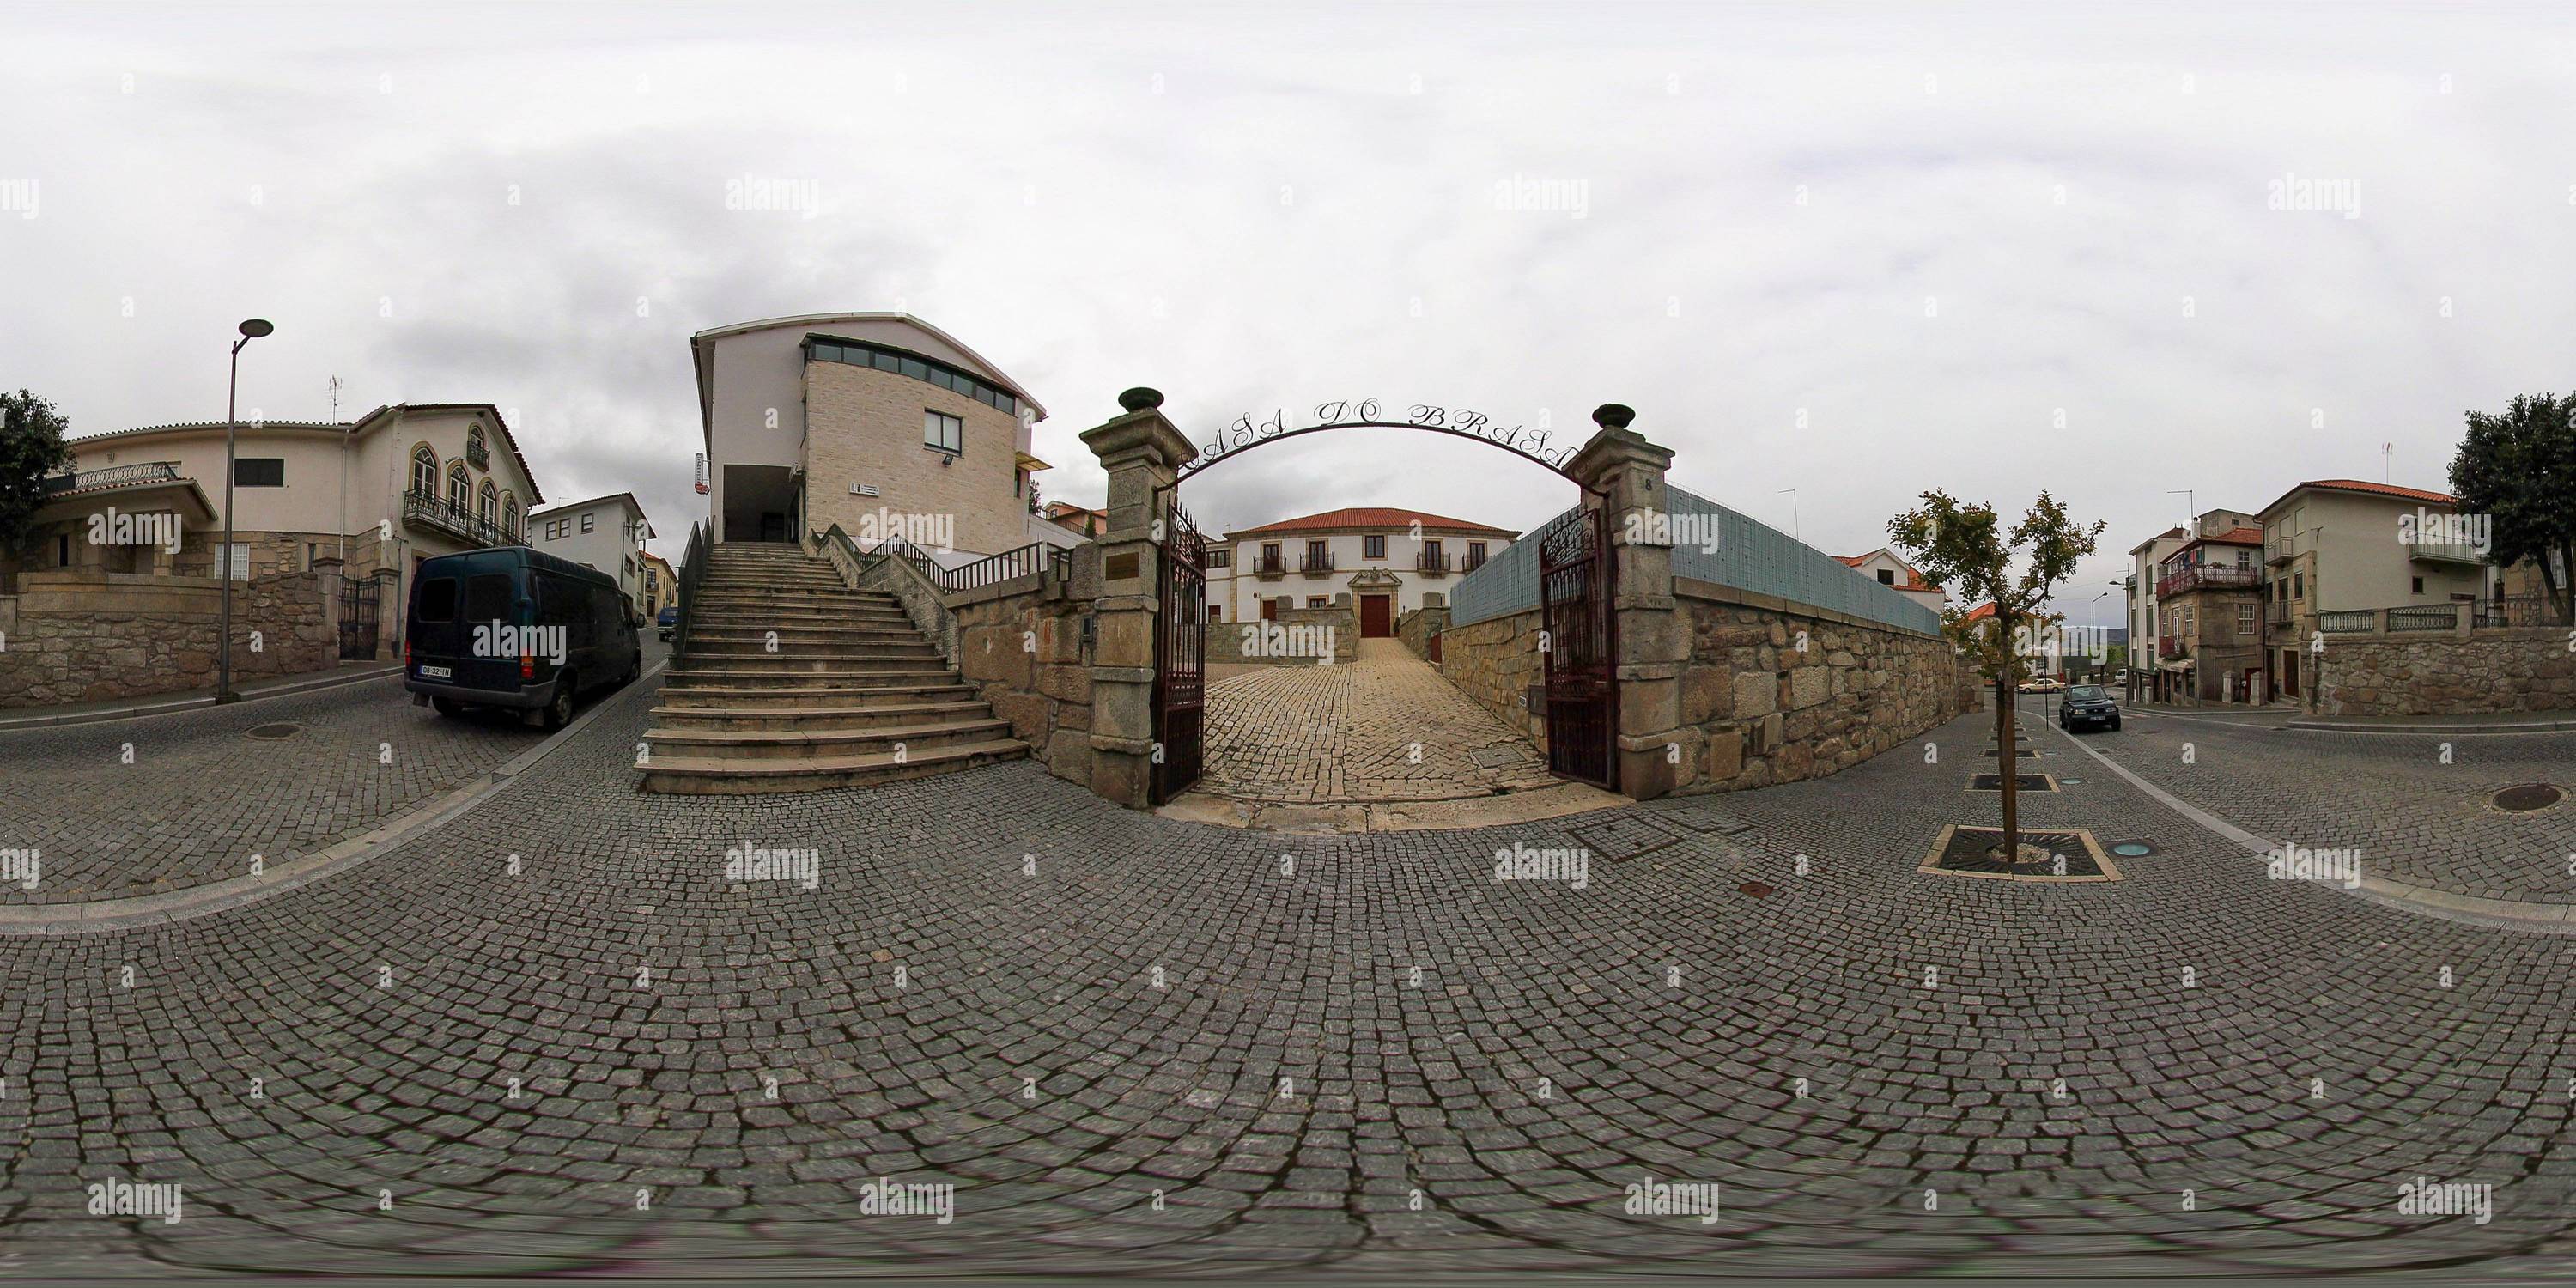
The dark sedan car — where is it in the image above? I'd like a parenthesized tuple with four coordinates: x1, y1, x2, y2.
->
(2057, 683, 2121, 732)
(655, 605, 680, 641)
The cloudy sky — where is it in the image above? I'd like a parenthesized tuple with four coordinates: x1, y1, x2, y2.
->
(5, 2, 2569, 617)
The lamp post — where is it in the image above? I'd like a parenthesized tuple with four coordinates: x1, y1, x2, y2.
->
(216, 318, 274, 704)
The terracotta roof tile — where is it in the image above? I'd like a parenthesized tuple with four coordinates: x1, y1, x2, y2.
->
(1231, 507, 1516, 538)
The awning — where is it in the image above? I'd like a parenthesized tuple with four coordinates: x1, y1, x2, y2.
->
(1015, 451, 1052, 472)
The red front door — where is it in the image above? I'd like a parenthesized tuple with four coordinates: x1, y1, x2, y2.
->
(1360, 595, 1393, 637)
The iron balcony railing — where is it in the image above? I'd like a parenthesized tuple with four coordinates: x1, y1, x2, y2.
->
(1415, 550, 1452, 575)
(2265, 535, 2296, 564)
(2265, 601, 2293, 627)
(1252, 555, 1287, 579)
(1299, 552, 1335, 577)
(1462, 552, 1488, 574)
(2160, 639, 2188, 659)
(2387, 603, 2460, 632)
(403, 490, 513, 548)
(2403, 538, 2487, 566)
(2155, 564, 2261, 598)
(39, 460, 184, 494)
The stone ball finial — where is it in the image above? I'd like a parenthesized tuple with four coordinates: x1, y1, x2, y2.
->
(1118, 387, 1165, 412)
(1592, 403, 1635, 429)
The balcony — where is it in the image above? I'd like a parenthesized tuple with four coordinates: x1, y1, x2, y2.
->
(2160, 639, 2188, 660)
(1463, 553, 1488, 574)
(40, 460, 183, 495)
(2265, 535, 2295, 565)
(2265, 600, 2293, 628)
(1252, 555, 1287, 580)
(1299, 552, 1335, 577)
(2156, 564, 2261, 598)
(2404, 538, 2487, 567)
(404, 490, 513, 549)
(1415, 551, 1452, 576)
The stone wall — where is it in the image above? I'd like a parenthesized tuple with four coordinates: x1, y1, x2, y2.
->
(948, 556, 1097, 785)
(1437, 605, 1546, 744)
(1670, 579, 1970, 794)
(1397, 602, 1449, 660)
(2312, 627, 2576, 716)
(1206, 603, 1356, 666)
(0, 568, 337, 708)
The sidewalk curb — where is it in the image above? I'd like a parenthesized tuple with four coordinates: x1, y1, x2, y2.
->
(0, 665, 404, 732)
(2285, 716, 2576, 735)
(2040, 719, 2576, 935)
(0, 663, 665, 936)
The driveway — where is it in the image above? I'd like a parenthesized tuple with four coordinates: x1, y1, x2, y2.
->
(1197, 638, 1558, 804)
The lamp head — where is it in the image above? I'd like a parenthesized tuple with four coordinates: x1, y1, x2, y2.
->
(237, 319, 274, 339)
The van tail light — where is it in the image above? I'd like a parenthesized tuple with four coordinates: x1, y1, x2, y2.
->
(521, 653, 536, 680)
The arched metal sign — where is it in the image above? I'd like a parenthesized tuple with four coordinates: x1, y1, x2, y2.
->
(1175, 399, 1585, 483)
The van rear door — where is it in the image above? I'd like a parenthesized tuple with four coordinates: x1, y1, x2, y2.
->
(410, 568, 465, 683)
(456, 565, 526, 692)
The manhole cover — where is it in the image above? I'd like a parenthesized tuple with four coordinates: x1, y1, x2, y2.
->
(2492, 784, 2565, 812)
(1738, 881, 1775, 899)
(2109, 841, 2156, 858)
(243, 723, 301, 740)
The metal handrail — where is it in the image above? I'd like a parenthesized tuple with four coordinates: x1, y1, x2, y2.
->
(863, 534, 1067, 595)
(1415, 551, 1453, 574)
(2386, 604, 2459, 632)
(671, 519, 708, 662)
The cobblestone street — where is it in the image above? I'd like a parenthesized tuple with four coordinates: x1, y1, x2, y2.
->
(0, 674, 2569, 1278)
(1199, 640, 1559, 804)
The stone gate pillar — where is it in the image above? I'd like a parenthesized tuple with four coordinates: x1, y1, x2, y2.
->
(1079, 387, 1196, 809)
(1564, 404, 1687, 800)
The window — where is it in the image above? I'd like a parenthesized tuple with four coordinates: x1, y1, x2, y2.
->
(2236, 549, 2251, 568)
(1364, 535, 1386, 559)
(410, 446, 439, 498)
(1307, 596, 1327, 608)
(55, 533, 70, 567)
(1423, 539, 1443, 565)
(925, 410, 963, 454)
(580, 513, 595, 534)
(1305, 539, 1327, 563)
(465, 423, 490, 470)
(1261, 543, 1280, 566)
(478, 482, 498, 529)
(234, 457, 284, 487)
(1208, 605, 1223, 623)
(2236, 602, 2256, 635)
(1467, 541, 1486, 569)
(2292, 572, 2304, 599)
(2410, 575, 2424, 594)
(1877, 568, 1896, 585)
(416, 576, 458, 623)
(1206, 547, 1230, 569)
(502, 498, 519, 540)
(446, 463, 469, 513)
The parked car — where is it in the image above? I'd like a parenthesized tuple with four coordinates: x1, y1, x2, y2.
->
(2059, 683, 2122, 732)
(656, 605, 680, 641)
(2017, 676, 2066, 694)
(2111, 668, 2129, 686)
(404, 546, 643, 730)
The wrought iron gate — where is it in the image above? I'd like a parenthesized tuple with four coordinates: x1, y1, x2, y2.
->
(1151, 493, 1208, 804)
(1537, 506, 1617, 789)
(339, 575, 381, 660)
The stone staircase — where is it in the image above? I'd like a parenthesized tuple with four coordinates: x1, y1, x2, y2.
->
(637, 542, 1030, 793)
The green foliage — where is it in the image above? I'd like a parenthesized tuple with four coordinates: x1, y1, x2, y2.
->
(1890, 489, 2106, 684)
(2450, 392, 2576, 623)
(0, 389, 75, 550)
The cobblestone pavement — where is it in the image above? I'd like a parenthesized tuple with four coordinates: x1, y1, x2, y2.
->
(0, 675, 544, 904)
(1200, 639, 1559, 804)
(0, 680, 2571, 1279)
(2064, 699, 2576, 905)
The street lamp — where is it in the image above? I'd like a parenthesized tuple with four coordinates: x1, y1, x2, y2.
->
(216, 317, 273, 704)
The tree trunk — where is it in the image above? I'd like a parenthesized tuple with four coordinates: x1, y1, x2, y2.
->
(1997, 678, 2020, 860)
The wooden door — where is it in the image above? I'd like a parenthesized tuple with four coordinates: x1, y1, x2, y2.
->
(1360, 595, 1393, 637)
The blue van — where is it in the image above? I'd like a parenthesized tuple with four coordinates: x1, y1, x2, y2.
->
(404, 547, 642, 729)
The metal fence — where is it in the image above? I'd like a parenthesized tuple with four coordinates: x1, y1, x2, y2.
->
(865, 533, 1068, 596)
(1446, 485, 1941, 636)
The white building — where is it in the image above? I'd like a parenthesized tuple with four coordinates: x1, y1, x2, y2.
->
(1833, 549, 1947, 615)
(528, 491, 656, 614)
(1206, 507, 1516, 637)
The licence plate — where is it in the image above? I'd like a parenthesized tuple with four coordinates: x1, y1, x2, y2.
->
(418, 665, 452, 680)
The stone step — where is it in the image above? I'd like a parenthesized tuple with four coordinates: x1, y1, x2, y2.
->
(683, 629, 927, 647)
(648, 700, 992, 731)
(661, 665, 958, 686)
(637, 738, 1030, 794)
(643, 716, 1012, 761)
(670, 649, 943, 670)
(652, 682, 978, 708)
(684, 611, 916, 630)
(690, 590, 890, 606)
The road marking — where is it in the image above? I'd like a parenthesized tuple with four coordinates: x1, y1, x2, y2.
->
(2041, 719, 2576, 935)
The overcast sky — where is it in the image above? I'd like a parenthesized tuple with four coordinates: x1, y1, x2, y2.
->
(6, 2, 2570, 617)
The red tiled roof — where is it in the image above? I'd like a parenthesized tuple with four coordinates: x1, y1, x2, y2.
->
(2261, 477, 2453, 516)
(1231, 507, 1516, 538)
(1961, 601, 1996, 622)
(2187, 526, 2265, 548)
